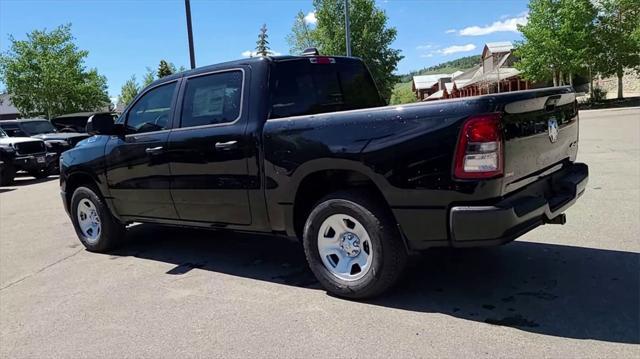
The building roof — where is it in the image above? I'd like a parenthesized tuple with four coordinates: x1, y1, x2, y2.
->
(424, 89, 445, 100)
(444, 82, 455, 92)
(450, 71, 464, 78)
(0, 94, 19, 116)
(485, 41, 514, 54)
(412, 74, 450, 90)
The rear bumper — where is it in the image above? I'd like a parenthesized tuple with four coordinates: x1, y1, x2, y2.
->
(449, 162, 588, 247)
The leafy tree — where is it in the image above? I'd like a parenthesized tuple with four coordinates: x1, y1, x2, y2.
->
(389, 82, 417, 105)
(0, 24, 109, 119)
(295, 0, 403, 101)
(157, 60, 173, 78)
(514, 0, 596, 87)
(593, 0, 640, 99)
(287, 11, 317, 54)
(255, 24, 270, 56)
(117, 75, 140, 108)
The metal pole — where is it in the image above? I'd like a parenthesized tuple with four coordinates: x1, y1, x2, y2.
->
(185, 0, 196, 69)
(344, 0, 351, 57)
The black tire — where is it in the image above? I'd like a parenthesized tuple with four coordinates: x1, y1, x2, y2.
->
(303, 190, 408, 299)
(0, 164, 15, 186)
(29, 169, 48, 179)
(70, 186, 125, 252)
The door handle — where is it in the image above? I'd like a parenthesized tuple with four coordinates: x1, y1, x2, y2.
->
(145, 146, 164, 155)
(214, 140, 238, 150)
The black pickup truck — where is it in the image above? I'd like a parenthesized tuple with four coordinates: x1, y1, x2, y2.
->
(60, 53, 588, 298)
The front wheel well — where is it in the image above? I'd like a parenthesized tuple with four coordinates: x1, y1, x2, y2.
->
(65, 173, 100, 209)
(292, 170, 391, 240)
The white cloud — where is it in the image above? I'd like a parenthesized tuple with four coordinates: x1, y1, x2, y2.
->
(458, 14, 528, 36)
(241, 50, 282, 58)
(439, 44, 477, 55)
(304, 11, 317, 25)
(445, 29, 457, 34)
(418, 43, 476, 58)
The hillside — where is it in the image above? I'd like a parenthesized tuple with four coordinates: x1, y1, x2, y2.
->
(398, 55, 481, 83)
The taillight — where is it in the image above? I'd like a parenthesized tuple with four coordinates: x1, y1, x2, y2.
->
(453, 113, 504, 179)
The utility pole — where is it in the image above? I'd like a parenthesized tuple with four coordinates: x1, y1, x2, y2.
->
(344, 0, 351, 57)
(185, 0, 196, 69)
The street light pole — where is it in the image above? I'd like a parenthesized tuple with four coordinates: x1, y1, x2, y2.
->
(185, 0, 196, 69)
(344, 0, 351, 57)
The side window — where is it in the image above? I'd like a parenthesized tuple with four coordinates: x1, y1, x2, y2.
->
(126, 82, 177, 134)
(180, 71, 242, 128)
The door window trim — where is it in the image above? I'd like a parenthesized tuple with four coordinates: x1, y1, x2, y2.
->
(171, 68, 246, 132)
(123, 79, 181, 138)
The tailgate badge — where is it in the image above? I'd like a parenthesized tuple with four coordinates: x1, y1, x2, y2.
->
(548, 118, 559, 143)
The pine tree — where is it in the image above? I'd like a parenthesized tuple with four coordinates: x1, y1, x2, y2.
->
(255, 24, 270, 56)
(157, 60, 173, 78)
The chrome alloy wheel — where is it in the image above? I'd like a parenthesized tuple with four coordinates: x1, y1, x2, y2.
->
(76, 198, 101, 244)
(317, 214, 373, 281)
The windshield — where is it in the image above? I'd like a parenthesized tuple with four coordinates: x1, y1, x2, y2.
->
(20, 120, 57, 135)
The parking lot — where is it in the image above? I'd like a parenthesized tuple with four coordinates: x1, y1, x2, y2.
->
(1, 107, 638, 358)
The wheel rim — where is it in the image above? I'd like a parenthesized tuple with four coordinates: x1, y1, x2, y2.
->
(317, 214, 373, 281)
(76, 198, 101, 244)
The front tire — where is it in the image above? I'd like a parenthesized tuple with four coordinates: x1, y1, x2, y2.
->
(0, 164, 15, 186)
(303, 191, 407, 299)
(70, 186, 125, 252)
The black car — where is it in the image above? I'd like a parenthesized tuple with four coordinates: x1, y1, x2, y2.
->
(0, 118, 89, 173)
(52, 112, 119, 133)
(60, 53, 588, 299)
(0, 128, 48, 185)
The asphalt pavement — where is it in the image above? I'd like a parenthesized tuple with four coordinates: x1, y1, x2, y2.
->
(1, 107, 638, 358)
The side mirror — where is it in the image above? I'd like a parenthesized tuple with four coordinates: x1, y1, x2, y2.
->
(86, 114, 123, 136)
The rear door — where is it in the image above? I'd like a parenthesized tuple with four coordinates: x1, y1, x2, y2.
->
(105, 80, 180, 219)
(501, 89, 579, 193)
(167, 68, 253, 225)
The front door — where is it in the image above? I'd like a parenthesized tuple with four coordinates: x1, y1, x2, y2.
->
(168, 69, 252, 225)
(105, 80, 179, 219)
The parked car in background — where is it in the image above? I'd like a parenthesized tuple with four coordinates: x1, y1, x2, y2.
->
(52, 112, 119, 133)
(0, 128, 48, 185)
(60, 53, 588, 299)
(0, 118, 89, 174)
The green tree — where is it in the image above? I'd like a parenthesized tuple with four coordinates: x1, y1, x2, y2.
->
(157, 59, 173, 78)
(142, 67, 155, 87)
(0, 24, 109, 119)
(389, 82, 417, 105)
(117, 75, 140, 108)
(593, 0, 640, 99)
(514, 0, 597, 87)
(294, 0, 403, 101)
(255, 24, 270, 56)
(286, 11, 317, 54)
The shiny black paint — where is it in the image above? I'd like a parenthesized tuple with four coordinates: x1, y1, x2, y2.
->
(60, 55, 582, 250)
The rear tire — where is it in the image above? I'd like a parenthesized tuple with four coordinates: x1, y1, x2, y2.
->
(303, 190, 407, 299)
(70, 186, 125, 252)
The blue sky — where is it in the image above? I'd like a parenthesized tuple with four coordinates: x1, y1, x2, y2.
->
(0, 0, 529, 99)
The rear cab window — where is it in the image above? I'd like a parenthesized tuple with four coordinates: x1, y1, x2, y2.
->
(269, 58, 384, 119)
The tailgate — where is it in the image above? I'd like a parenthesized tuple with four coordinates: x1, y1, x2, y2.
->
(501, 89, 579, 194)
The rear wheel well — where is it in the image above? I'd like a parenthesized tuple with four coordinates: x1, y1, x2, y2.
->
(292, 170, 391, 240)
